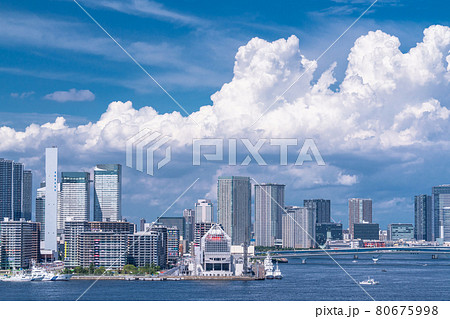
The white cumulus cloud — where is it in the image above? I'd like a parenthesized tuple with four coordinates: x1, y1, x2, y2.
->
(44, 88, 95, 103)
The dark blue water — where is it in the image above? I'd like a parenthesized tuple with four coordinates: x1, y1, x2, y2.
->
(1, 254, 449, 301)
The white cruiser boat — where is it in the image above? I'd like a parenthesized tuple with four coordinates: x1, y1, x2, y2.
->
(1, 272, 33, 282)
(54, 274, 72, 281)
(274, 262, 283, 279)
(32, 266, 57, 281)
(359, 277, 379, 285)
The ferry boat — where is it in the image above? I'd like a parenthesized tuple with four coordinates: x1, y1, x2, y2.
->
(274, 262, 283, 279)
(359, 277, 379, 285)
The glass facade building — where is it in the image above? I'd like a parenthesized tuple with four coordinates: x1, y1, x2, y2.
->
(432, 185, 450, 242)
(353, 223, 379, 240)
(388, 223, 414, 241)
(348, 198, 372, 238)
(94, 164, 122, 222)
(315, 223, 343, 246)
(414, 194, 432, 241)
(59, 172, 90, 232)
(304, 199, 331, 224)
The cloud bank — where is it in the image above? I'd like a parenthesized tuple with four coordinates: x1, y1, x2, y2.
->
(44, 88, 95, 103)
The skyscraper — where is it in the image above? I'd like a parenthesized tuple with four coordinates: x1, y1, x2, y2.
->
(282, 206, 315, 248)
(59, 172, 90, 231)
(254, 183, 285, 247)
(414, 194, 432, 241)
(217, 176, 251, 245)
(432, 185, 450, 242)
(304, 199, 331, 223)
(194, 199, 213, 223)
(36, 183, 46, 241)
(348, 198, 372, 238)
(94, 164, 122, 222)
(12, 162, 24, 221)
(22, 170, 32, 221)
(0, 158, 13, 220)
(45, 147, 58, 252)
(183, 209, 195, 242)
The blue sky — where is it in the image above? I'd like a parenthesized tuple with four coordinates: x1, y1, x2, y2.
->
(0, 0, 449, 229)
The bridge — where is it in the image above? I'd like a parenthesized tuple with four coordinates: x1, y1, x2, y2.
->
(253, 246, 450, 259)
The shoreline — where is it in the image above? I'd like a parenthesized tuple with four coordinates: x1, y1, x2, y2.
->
(72, 275, 261, 281)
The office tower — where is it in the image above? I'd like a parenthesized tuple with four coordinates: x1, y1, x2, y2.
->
(12, 162, 24, 221)
(432, 185, 450, 242)
(304, 199, 331, 224)
(59, 172, 90, 232)
(150, 224, 168, 268)
(183, 209, 195, 242)
(414, 195, 432, 241)
(0, 219, 40, 269)
(315, 223, 343, 246)
(156, 217, 185, 239)
(217, 176, 251, 245)
(140, 218, 146, 232)
(254, 183, 285, 247)
(195, 199, 213, 223)
(22, 170, 32, 221)
(0, 158, 13, 219)
(387, 223, 414, 241)
(282, 206, 315, 248)
(94, 164, 122, 222)
(348, 198, 372, 238)
(45, 147, 58, 251)
(35, 183, 46, 241)
(353, 223, 379, 240)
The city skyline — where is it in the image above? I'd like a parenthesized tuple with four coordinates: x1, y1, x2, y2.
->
(0, 2, 448, 234)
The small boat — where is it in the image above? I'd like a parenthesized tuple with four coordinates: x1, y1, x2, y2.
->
(381, 269, 387, 272)
(359, 277, 379, 285)
(274, 262, 283, 279)
(372, 256, 379, 264)
(352, 260, 358, 263)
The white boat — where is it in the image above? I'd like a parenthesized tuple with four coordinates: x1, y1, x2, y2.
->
(31, 264, 58, 281)
(265, 269, 274, 279)
(1, 272, 33, 282)
(54, 274, 72, 281)
(274, 262, 283, 279)
(359, 277, 379, 285)
(372, 256, 379, 264)
(263, 253, 274, 271)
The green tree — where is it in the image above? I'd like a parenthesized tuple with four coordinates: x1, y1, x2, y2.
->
(89, 263, 95, 275)
(94, 266, 106, 275)
(122, 264, 138, 274)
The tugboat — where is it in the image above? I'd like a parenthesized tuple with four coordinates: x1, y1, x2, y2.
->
(359, 276, 379, 285)
(265, 268, 274, 279)
(274, 262, 283, 279)
(264, 253, 275, 279)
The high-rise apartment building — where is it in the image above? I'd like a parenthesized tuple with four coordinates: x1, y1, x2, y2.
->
(0, 158, 13, 220)
(0, 218, 40, 269)
(94, 164, 122, 222)
(45, 147, 58, 251)
(254, 183, 285, 247)
(12, 162, 24, 221)
(304, 199, 331, 224)
(414, 194, 432, 241)
(183, 209, 195, 242)
(432, 185, 450, 241)
(348, 198, 372, 238)
(35, 183, 46, 241)
(282, 206, 315, 249)
(217, 176, 251, 245)
(194, 199, 213, 223)
(59, 172, 90, 232)
(22, 170, 32, 221)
